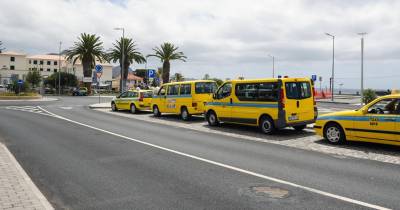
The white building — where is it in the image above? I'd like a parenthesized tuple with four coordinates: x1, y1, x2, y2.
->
(0, 51, 113, 86)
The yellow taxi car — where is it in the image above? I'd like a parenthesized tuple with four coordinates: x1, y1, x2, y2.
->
(314, 94, 400, 145)
(151, 80, 217, 120)
(205, 78, 317, 134)
(111, 89, 153, 113)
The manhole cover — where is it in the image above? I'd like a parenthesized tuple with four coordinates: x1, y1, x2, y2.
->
(250, 186, 290, 199)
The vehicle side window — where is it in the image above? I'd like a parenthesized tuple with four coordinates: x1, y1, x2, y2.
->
(157, 86, 166, 96)
(395, 100, 400, 115)
(119, 92, 128, 98)
(143, 92, 153, 98)
(195, 82, 217, 94)
(180, 84, 191, 95)
(368, 98, 398, 115)
(128, 92, 138, 98)
(216, 83, 232, 99)
(235, 82, 279, 102)
(167, 85, 179, 95)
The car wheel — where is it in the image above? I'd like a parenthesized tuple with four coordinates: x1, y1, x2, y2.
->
(206, 111, 219, 126)
(324, 123, 346, 144)
(180, 107, 191, 121)
(130, 104, 137, 114)
(259, 116, 276, 134)
(293, 125, 307, 131)
(111, 102, 118, 111)
(153, 105, 161, 117)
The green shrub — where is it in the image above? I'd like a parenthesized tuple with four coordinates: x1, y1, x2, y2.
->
(363, 89, 377, 104)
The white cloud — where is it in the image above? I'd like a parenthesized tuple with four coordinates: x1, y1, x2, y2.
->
(1, 0, 400, 89)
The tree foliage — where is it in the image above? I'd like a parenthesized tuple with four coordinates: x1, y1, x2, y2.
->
(0, 41, 5, 53)
(25, 69, 42, 88)
(44, 72, 78, 88)
(108, 37, 145, 92)
(65, 33, 106, 94)
(147, 43, 187, 83)
(172, 73, 184, 82)
(363, 89, 377, 104)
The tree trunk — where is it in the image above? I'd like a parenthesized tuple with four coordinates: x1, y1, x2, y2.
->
(162, 61, 170, 84)
(82, 61, 92, 95)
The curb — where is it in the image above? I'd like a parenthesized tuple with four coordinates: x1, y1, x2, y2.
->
(316, 101, 350, 105)
(1, 144, 54, 210)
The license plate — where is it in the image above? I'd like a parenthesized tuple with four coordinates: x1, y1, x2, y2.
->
(288, 115, 299, 121)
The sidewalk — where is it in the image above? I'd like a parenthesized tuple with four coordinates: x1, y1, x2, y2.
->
(316, 95, 362, 105)
(0, 143, 53, 210)
(89, 102, 111, 109)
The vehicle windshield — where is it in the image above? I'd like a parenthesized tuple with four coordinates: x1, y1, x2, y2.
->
(195, 82, 217, 94)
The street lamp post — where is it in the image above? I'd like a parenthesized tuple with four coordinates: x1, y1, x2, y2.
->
(358, 32, 367, 105)
(325, 33, 335, 102)
(114, 27, 125, 93)
(58, 41, 62, 96)
(268, 54, 275, 78)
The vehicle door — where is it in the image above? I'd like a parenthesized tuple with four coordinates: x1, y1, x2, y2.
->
(166, 84, 179, 113)
(357, 98, 398, 142)
(116, 92, 129, 110)
(127, 91, 139, 108)
(154, 86, 167, 112)
(284, 80, 314, 123)
(231, 82, 260, 124)
(179, 83, 192, 111)
(212, 82, 232, 121)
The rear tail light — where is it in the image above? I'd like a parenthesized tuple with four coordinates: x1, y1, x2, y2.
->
(139, 93, 144, 102)
(279, 89, 285, 108)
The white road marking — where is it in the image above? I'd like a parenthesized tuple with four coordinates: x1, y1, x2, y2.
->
(6, 106, 56, 117)
(37, 106, 390, 210)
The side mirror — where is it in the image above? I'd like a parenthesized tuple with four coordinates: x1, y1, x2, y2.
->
(212, 93, 216, 99)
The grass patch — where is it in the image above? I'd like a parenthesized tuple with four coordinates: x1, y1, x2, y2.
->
(0, 92, 40, 97)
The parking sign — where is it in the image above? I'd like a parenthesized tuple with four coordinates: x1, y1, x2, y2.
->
(148, 69, 156, 78)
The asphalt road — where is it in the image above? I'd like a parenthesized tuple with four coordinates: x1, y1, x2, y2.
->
(0, 96, 399, 209)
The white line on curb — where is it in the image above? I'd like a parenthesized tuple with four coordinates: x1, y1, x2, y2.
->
(37, 106, 390, 210)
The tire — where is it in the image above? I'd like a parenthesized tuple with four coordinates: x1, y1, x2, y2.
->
(153, 105, 161, 117)
(293, 125, 307, 131)
(259, 116, 276, 134)
(111, 102, 118, 111)
(130, 104, 137, 114)
(324, 123, 346, 144)
(180, 107, 191, 121)
(206, 111, 219, 126)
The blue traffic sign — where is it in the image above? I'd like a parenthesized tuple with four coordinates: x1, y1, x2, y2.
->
(311, 75, 317, 81)
(17, 79, 23, 85)
(95, 64, 103, 73)
(148, 69, 156, 78)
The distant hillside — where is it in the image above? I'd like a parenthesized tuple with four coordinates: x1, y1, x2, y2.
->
(112, 66, 134, 78)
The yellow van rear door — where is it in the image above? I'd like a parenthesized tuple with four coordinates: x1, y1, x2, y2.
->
(284, 80, 314, 123)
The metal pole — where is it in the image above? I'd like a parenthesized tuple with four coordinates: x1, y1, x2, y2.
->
(121, 29, 125, 93)
(58, 42, 61, 95)
(272, 56, 275, 78)
(331, 36, 335, 101)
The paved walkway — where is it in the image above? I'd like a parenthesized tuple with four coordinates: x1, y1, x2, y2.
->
(0, 143, 53, 210)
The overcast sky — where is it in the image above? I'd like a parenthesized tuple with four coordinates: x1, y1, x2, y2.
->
(1, 0, 399, 90)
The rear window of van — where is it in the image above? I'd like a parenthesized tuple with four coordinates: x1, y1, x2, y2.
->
(285, 82, 311, 99)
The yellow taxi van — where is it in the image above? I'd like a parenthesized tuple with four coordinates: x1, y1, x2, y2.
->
(314, 94, 400, 146)
(111, 89, 153, 113)
(205, 78, 317, 134)
(151, 80, 217, 120)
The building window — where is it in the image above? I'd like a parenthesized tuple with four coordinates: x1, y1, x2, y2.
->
(29, 68, 31, 70)
(29, 60, 32, 64)
(40, 60, 43, 65)
(33, 60, 37, 64)
(10, 65, 15, 70)
(10, 57, 15, 62)
(54, 69, 57, 72)
(46, 69, 50, 72)
(54, 61, 58, 65)
(39, 68, 43, 71)
(47, 61, 51, 65)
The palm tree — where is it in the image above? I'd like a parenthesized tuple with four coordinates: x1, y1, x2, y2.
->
(66, 33, 106, 94)
(147, 43, 187, 84)
(108, 37, 145, 92)
(173, 73, 184, 82)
